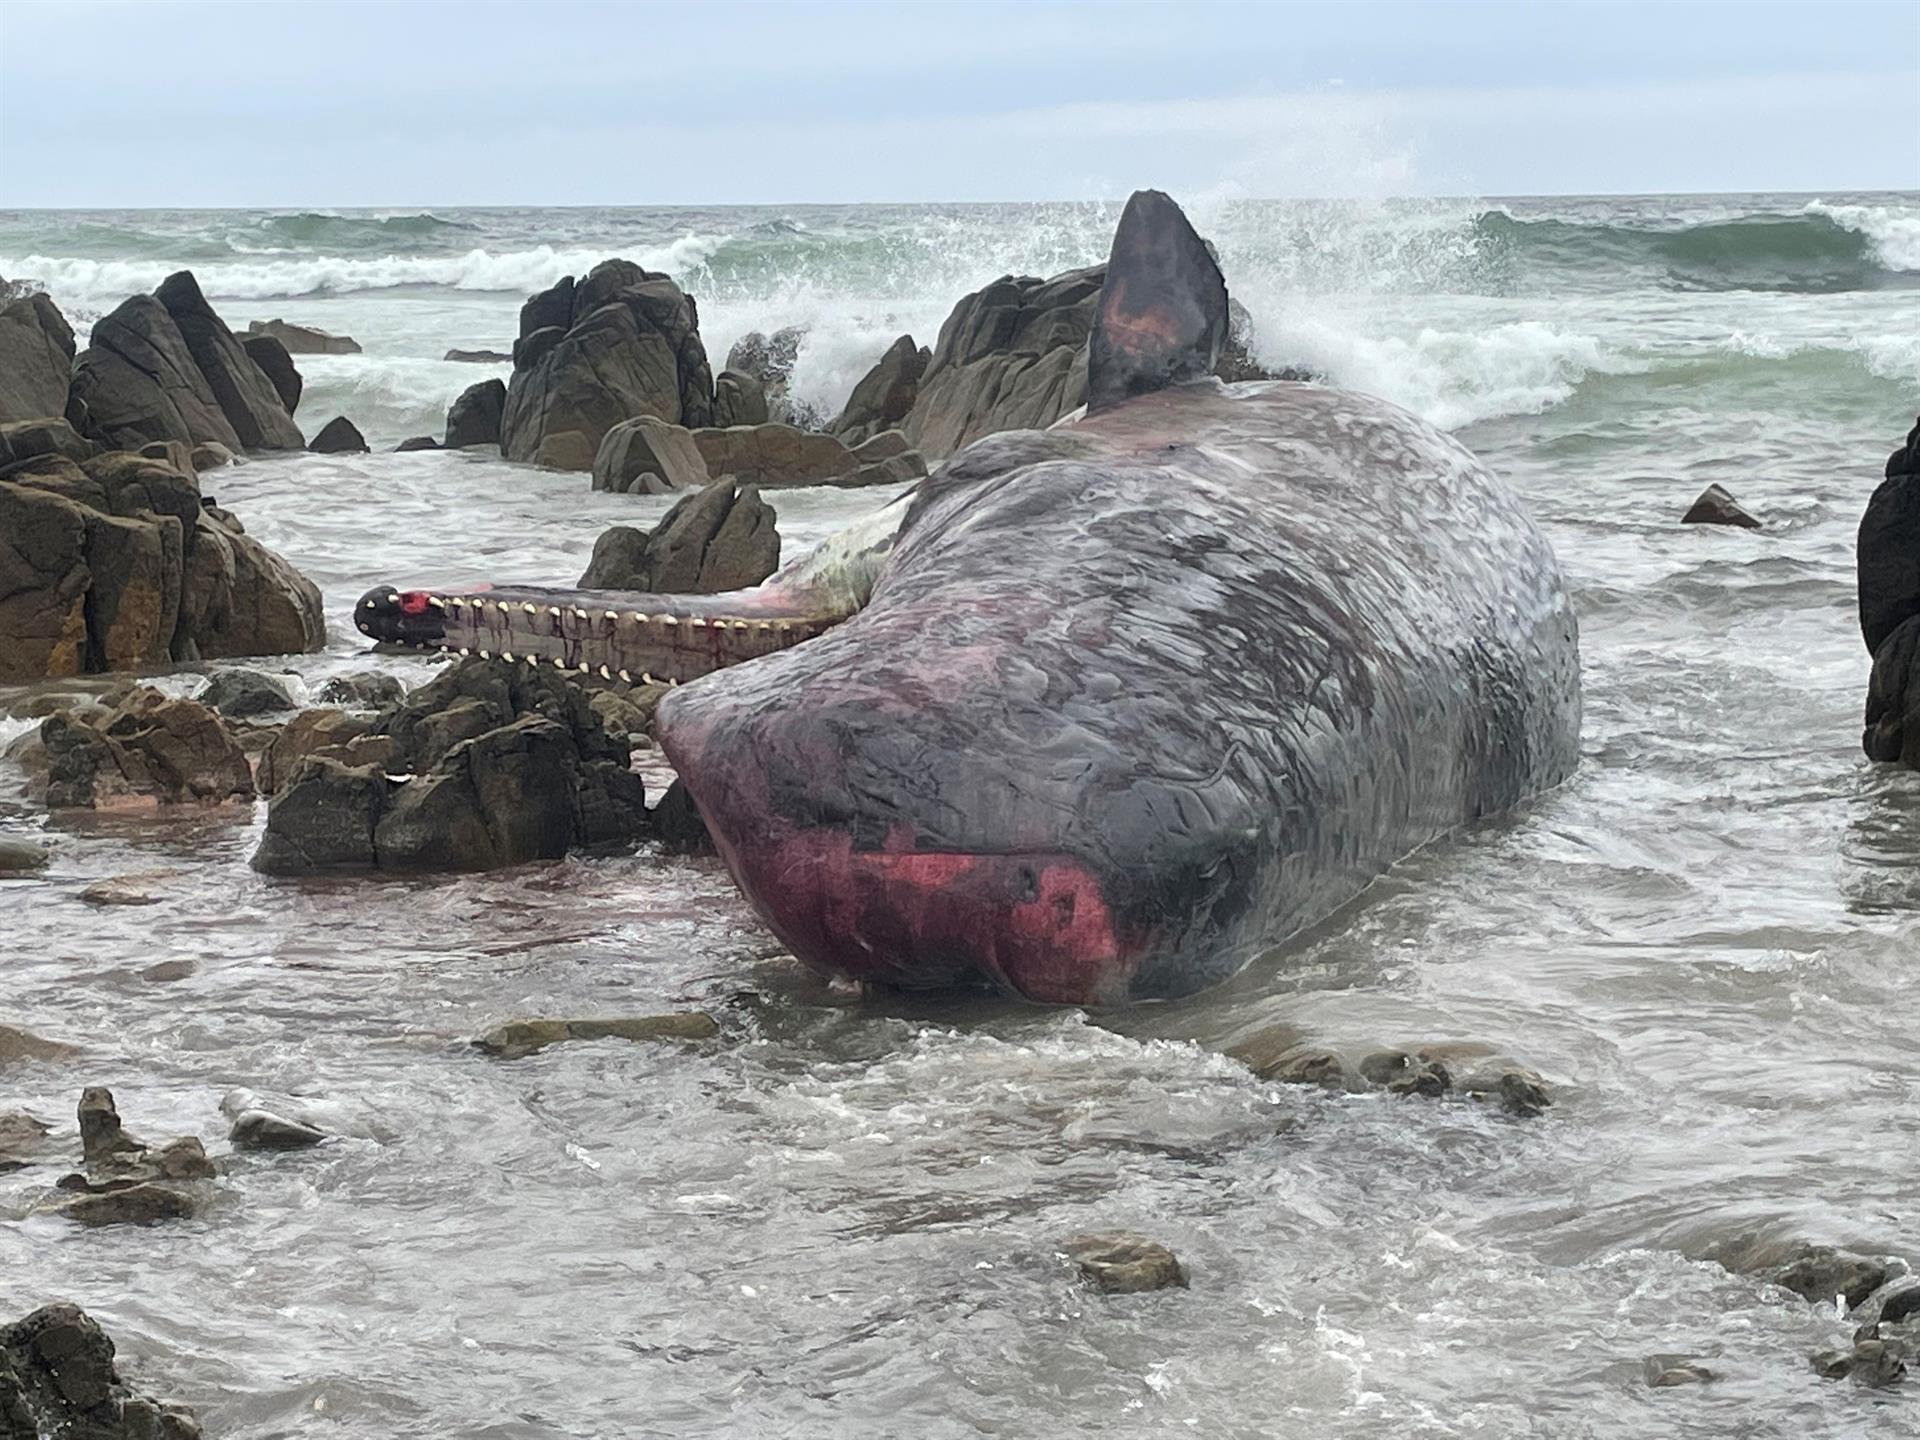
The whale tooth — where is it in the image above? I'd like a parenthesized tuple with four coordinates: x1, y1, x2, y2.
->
(459, 647, 471, 657)
(689, 616, 708, 629)
(552, 657, 566, 669)
(362, 598, 376, 610)
(640, 671, 653, 684)
(627, 611, 647, 624)
(522, 603, 537, 615)
(598, 664, 611, 679)
(577, 662, 590, 673)
(620, 669, 633, 683)
(427, 596, 445, 610)
(571, 607, 588, 620)
(548, 606, 561, 618)
(478, 649, 491, 659)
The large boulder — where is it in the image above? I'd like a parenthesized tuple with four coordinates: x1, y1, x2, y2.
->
(38, 688, 254, 808)
(724, 327, 807, 426)
(240, 333, 301, 414)
(1861, 417, 1920, 765)
(903, 264, 1103, 458)
(253, 658, 649, 874)
(1, 1302, 201, 1438)
(0, 292, 75, 425)
(245, 318, 360, 355)
(444, 378, 505, 448)
(578, 479, 779, 593)
(0, 482, 90, 679)
(500, 261, 714, 470)
(828, 333, 925, 448)
(590, 415, 710, 494)
(71, 295, 243, 452)
(308, 416, 368, 454)
(0, 418, 97, 474)
(180, 508, 326, 661)
(155, 272, 304, 451)
(712, 369, 769, 428)
(688, 422, 856, 488)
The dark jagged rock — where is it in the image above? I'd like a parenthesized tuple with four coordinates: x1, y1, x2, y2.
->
(154, 272, 304, 451)
(712, 368, 769, 428)
(199, 668, 295, 718)
(394, 435, 440, 451)
(589, 415, 709, 494)
(254, 658, 650, 874)
(829, 334, 925, 448)
(245, 318, 360, 355)
(578, 480, 779, 593)
(53, 1087, 216, 1228)
(0, 1302, 202, 1438)
(255, 708, 392, 796)
(239, 333, 301, 414)
(444, 348, 510, 363)
(500, 261, 714, 469)
(314, 671, 405, 709)
(0, 292, 76, 426)
(1681, 483, 1761, 528)
(444, 377, 505, 449)
(180, 506, 326, 661)
(308, 416, 368, 454)
(0, 417, 97, 474)
(652, 777, 712, 853)
(1859, 419, 1920, 764)
(71, 295, 242, 452)
(37, 688, 254, 808)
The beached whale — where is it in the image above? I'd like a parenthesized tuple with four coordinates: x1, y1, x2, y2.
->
(359, 190, 1581, 1003)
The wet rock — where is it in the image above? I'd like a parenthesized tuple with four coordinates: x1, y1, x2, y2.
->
(246, 318, 359, 355)
(1643, 1355, 1714, 1387)
(239, 332, 301, 415)
(70, 295, 240, 452)
(199, 667, 296, 718)
(725, 326, 807, 425)
(307, 416, 368, 455)
(227, 1108, 326, 1151)
(155, 272, 304, 451)
(0, 837, 50, 872)
(1774, 1248, 1893, 1311)
(39, 689, 253, 808)
(589, 414, 710, 494)
(395, 435, 440, 451)
(1681, 483, 1760, 529)
(255, 708, 391, 795)
(586, 686, 661, 742)
(689, 422, 858, 489)
(501, 261, 713, 469)
(444, 377, 506, 449)
(1814, 1335, 1910, 1388)
(711, 368, 769, 428)
(52, 1088, 215, 1227)
(0, 1301, 202, 1438)
(829, 334, 925, 448)
(58, 1182, 202, 1228)
(652, 777, 712, 853)
(0, 417, 97, 473)
(136, 439, 196, 476)
(905, 265, 1103, 458)
(0, 290, 75, 426)
(139, 959, 195, 983)
(474, 1012, 721, 1059)
(190, 441, 234, 472)
(444, 348, 510, 363)
(255, 658, 648, 874)
(1057, 1232, 1187, 1294)
(0, 1025, 79, 1065)
(314, 671, 405, 709)
(180, 506, 326, 660)
(79, 871, 179, 906)
(578, 479, 779, 593)
(0, 1110, 53, 1171)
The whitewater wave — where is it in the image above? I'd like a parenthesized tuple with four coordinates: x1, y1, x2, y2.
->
(0, 234, 733, 314)
(1805, 200, 1920, 273)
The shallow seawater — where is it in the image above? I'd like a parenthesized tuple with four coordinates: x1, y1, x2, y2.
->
(4, 194, 1920, 1436)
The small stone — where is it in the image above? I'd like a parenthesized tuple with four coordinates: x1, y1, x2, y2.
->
(1681, 483, 1761, 529)
(1812, 1348, 1855, 1380)
(0, 836, 49, 872)
(1057, 1232, 1187, 1294)
(1847, 1338, 1908, 1388)
(1775, 1250, 1892, 1312)
(79, 870, 179, 906)
(0, 1110, 53, 1172)
(228, 1108, 327, 1150)
(394, 435, 441, 451)
(140, 959, 197, 983)
(313, 671, 405, 709)
(1643, 1355, 1714, 1387)
(473, 1012, 722, 1059)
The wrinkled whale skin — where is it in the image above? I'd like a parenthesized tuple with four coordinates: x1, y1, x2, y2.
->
(656, 378, 1582, 1004)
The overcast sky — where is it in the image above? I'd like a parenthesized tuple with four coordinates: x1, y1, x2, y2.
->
(2, 0, 1915, 207)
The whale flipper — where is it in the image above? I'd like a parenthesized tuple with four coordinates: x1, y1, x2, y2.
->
(1087, 189, 1230, 413)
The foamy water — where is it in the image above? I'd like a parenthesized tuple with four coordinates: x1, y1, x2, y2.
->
(1, 193, 1918, 1437)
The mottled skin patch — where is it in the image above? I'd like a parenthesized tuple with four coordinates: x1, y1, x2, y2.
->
(657, 379, 1581, 1004)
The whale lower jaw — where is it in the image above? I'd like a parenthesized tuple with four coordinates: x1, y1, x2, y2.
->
(700, 823, 1146, 1006)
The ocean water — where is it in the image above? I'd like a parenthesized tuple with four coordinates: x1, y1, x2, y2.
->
(1, 193, 1918, 1437)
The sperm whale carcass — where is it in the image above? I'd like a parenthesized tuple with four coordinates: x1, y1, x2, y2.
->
(359, 190, 1581, 1004)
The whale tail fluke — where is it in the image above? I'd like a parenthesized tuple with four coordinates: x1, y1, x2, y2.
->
(1087, 189, 1231, 413)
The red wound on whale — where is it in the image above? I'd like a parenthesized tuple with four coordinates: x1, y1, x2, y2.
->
(398, 591, 431, 615)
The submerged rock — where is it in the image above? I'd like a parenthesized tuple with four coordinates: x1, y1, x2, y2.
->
(198, 667, 296, 718)
(474, 1012, 721, 1059)
(0, 837, 50, 873)
(78, 871, 180, 907)
(314, 671, 405, 709)
(1224, 1029, 1551, 1115)
(308, 416, 368, 455)
(1643, 1355, 1715, 1388)
(395, 435, 440, 451)
(246, 318, 359, 355)
(1681, 483, 1761, 528)
(0, 1110, 54, 1172)
(1057, 1232, 1187, 1294)
(444, 348, 510, 363)
(53, 1087, 216, 1228)
(227, 1108, 326, 1151)
(0, 1025, 79, 1065)
(445, 377, 506, 449)
(0, 1302, 201, 1438)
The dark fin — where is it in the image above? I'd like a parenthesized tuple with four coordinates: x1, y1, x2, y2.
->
(1087, 190, 1230, 413)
